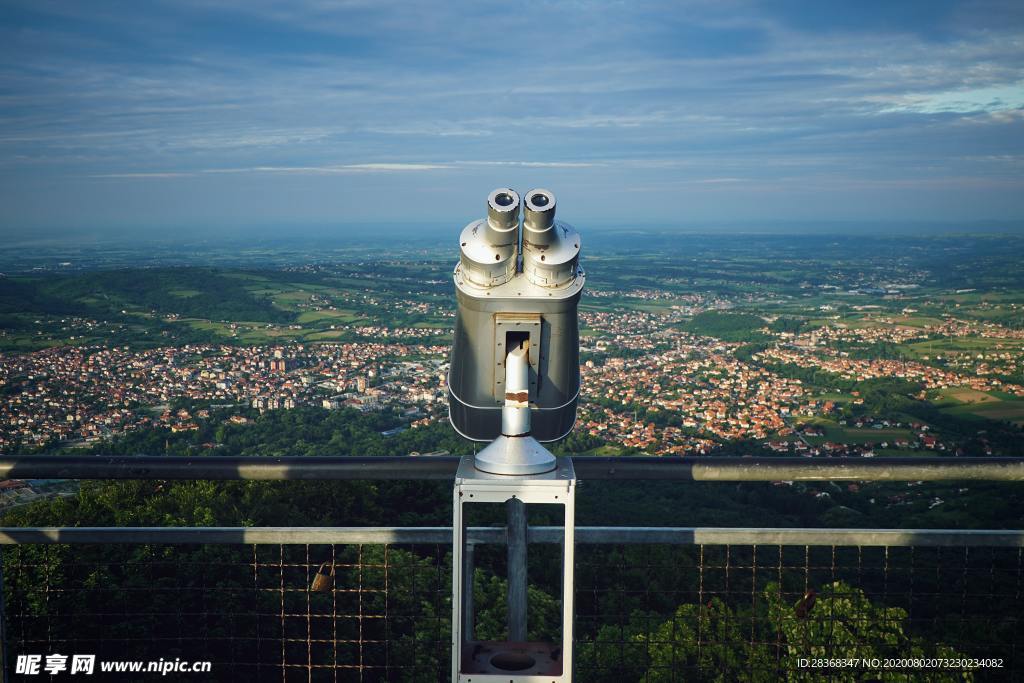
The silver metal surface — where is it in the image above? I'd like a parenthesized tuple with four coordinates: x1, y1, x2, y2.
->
(448, 187, 584, 443)
(456, 188, 522, 288)
(447, 273, 583, 441)
(458, 452, 575, 487)
(473, 340, 558, 475)
(2, 525, 1023, 547)
(501, 341, 531, 437)
(487, 188, 521, 232)
(506, 498, 528, 642)
(522, 221, 581, 289)
(572, 457, 1024, 481)
(452, 455, 576, 682)
(458, 219, 518, 287)
(521, 189, 581, 289)
(4, 455, 1024, 481)
(490, 313, 541, 398)
(472, 435, 558, 475)
(523, 189, 555, 234)
(462, 541, 475, 641)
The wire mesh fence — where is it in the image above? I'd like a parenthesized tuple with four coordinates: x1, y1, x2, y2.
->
(2, 536, 1022, 681)
(1, 543, 450, 682)
(575, 543, 1023, 682)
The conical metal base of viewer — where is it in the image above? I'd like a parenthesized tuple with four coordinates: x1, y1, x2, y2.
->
(473, 434, 557, 475)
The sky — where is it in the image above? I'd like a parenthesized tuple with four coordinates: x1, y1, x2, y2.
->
(0, 0, 1022, 239)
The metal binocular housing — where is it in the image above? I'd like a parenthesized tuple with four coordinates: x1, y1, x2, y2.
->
(448, 187, 585, 443)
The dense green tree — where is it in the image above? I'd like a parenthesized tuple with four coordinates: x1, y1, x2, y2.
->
(683, 312, 770, 342)
(580, 581, 973, 682)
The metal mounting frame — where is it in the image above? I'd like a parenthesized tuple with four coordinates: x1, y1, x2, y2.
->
(452, 456, 576, 682)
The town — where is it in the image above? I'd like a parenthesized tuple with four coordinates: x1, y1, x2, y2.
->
(2, 233, 1024, 509)
(3, 294, 1022, 469)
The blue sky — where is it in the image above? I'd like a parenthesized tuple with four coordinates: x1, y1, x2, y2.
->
(1, 0, 1022, 237)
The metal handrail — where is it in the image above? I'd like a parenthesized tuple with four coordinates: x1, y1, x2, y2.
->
(3, 455, 1024, 481)
(2, 526, 1022, 547)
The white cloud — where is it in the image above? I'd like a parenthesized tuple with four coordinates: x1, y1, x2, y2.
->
(88, 160, 605, 177)
(878, 82, 1024, 114)
(341, 163, 450, 171)
(452, 160, 604, 168)
(87, 172, 192, 178)
(199, 163, 451, 174)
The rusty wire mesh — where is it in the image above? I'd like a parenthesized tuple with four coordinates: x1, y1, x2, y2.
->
(2, 541, 1022, 681)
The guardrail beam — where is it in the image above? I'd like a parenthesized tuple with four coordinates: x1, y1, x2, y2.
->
(1, 526, 1022, 547)
(2, 455, 1024, 481)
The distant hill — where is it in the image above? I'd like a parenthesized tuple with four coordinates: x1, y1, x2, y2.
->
(0, 269, 292, 323)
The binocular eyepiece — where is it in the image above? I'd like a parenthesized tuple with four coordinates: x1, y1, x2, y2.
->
(448, 188, 585, 444)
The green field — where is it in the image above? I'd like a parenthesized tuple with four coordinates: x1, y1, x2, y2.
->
(905, 336, 1024, 358)
(810, 392, 855, 403)
(942, 400, 1024, 427)
(887, 315, 945, 328)
(296, 309, 364, 325)
(797, 417, 915, 445)
(932, 388, 1024, 427)
(0, 333, 84, 351)
(302, 330, 350, 341)
(936, 388, 1000, 404)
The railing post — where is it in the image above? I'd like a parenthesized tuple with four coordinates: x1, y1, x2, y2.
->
(0, 546, 9, 683)
(506, 497, 527, 641)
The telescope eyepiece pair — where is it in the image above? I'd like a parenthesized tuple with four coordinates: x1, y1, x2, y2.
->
(459, 186, 580, 289)
(486, 188, 556, 234)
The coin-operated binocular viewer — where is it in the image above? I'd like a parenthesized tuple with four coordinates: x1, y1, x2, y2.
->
(449, 188, 583, 681)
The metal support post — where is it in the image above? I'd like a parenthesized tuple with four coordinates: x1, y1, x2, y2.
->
(0, 547, 9, 683)
(462, 526, 474, 643)
(506, 497, 528, 642)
